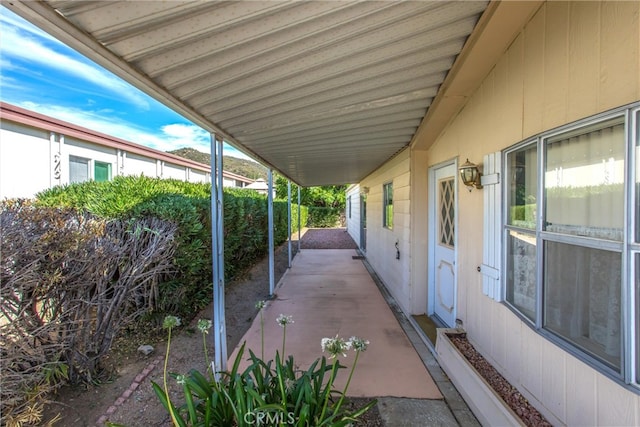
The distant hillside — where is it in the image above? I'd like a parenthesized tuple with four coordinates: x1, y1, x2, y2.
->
(168, 147, 267, 181)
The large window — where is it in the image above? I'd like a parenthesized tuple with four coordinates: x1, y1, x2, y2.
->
(504, 104, 639, 384)
(383, 182, 393, 229)
(69, 155, 90, 183)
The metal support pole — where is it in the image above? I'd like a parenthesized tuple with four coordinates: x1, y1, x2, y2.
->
(268, 169, 275, 296)
(287, 180, 292, 268)
(297, 186, 301, 252)
(211, 134, 227, 375)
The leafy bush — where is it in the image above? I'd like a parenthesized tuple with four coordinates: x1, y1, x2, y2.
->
(510, 203, 536, 226)
(0, 200, 177, 424)
(36, 176, 308, 319)
(275, 176, 346, 209)
(307, 207, 344, 228)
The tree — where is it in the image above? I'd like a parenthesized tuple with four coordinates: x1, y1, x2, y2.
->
(274, 175, 346, 208)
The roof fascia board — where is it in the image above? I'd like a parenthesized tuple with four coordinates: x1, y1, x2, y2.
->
(410, 0, 544, 151)
(2, 0, 291, 181)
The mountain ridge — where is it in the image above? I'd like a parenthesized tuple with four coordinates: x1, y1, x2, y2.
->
(168, 147, 267, 181)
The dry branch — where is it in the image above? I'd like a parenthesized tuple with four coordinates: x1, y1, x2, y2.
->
(0, 201, 178, 425)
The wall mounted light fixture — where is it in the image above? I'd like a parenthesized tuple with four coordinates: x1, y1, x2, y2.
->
(459, 159, 482, 191)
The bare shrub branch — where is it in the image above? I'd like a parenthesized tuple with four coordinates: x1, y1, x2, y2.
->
(1, 200, 178, 424)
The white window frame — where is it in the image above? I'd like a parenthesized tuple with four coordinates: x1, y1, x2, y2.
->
(502, 102, 640, 389)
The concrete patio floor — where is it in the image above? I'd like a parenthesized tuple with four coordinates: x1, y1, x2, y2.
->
(229, 248, 479, 426)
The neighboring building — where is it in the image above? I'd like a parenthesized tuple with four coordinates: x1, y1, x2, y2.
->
(0, 102, 253, 199)
(244, 178, 268, 194)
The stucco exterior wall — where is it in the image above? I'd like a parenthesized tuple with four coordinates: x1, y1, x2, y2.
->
(360, 149, 412, 312)
(163, 163, 187, 180)
(126, 153, 158, 177)
(421, 2, 640, 425)
(0, 105, 256, 199)
(0, 122, 50, 199)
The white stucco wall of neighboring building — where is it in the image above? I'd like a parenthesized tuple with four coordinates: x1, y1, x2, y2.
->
(0, 121, 50, 199)
(0, 103, 254, 199)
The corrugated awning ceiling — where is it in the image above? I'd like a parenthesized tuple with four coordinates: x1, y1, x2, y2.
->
(6, 1, 489, 186)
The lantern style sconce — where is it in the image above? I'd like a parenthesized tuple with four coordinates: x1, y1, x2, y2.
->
(459, 159, 482, 191)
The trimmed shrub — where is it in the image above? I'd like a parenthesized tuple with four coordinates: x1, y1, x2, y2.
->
(36, 176, 308, 318)
(307, 206, 344, 228)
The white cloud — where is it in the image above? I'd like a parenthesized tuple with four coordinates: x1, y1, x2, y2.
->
(0, 9, 150, 110)
(1, 8, 256, 163)
(16, 101, 256, 161)
(161, 123, 210, 148)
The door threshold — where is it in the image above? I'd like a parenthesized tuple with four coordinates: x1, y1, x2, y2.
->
(412, 314, 444, 346)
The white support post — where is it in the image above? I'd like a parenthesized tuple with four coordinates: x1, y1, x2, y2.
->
(268, 169, 275, 296)
(211, 134, 227, 375)
(297, 186, 301, 252)
(287, 180, 292, 268)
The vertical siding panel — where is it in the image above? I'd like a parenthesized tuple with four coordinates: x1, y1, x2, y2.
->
(566, 359, 597, 426)
(523, 4, 545, 137)
(504, 317, 522, 383)
(522, 327, 543, 399)
(491, 303, 507, 369)
(507, 33, 525, 142)
(466, 266, 480, 339)
(597, 375, 637, 425)
(541, 340, 566, 421)
(476, 294, 492, 355)
(600, 1, 640, 108)
(493, 52, 510, 149)
(483, 70, 497, 147)
(568, 1, 600, 120)
(543, 1, 569, 130)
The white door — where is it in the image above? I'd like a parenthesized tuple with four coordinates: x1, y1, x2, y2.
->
(432, 164, 457, 327)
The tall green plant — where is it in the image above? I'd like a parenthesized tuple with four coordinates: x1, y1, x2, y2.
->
(153, 313, 375, 426)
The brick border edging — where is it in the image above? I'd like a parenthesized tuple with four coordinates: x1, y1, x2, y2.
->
(95, 356, 162, 426)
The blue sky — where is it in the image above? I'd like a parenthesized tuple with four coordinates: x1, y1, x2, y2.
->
(0, 7, 251, 160)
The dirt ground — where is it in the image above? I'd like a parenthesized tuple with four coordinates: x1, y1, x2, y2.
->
(41, 228, 377, 426)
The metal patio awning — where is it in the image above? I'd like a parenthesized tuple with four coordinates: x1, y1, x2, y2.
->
(3, 1, 538, 186)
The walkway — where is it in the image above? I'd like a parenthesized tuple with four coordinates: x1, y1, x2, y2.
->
(229, 245, 479, 426)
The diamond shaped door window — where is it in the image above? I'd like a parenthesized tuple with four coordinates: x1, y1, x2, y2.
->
(439, 178, 455, 248)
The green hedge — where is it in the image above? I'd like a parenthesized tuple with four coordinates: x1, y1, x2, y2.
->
(306, 206, 344, 228)
(36, 176, 308, 318)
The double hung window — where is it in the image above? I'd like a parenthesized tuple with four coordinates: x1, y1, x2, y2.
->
(504, 104, 639, 384)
